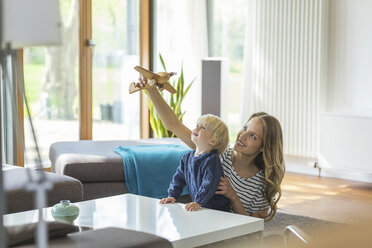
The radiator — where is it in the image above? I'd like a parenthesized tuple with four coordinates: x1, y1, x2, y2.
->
(243, 0, 328, 158)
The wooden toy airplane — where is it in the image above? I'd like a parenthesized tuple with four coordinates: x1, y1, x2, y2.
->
(129, 66, 177, 94)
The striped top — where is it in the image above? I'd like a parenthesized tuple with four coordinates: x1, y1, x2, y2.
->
(219, 148, 270, 214)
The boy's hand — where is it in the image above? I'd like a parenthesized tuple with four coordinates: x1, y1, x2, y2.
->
(159, 197, 176, 204)
(185, 202, 201, 211)
(134, 75, 158, 93)
(134, 75, 146, 87)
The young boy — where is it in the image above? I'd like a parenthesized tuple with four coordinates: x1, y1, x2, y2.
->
(160, 114, 230, 211)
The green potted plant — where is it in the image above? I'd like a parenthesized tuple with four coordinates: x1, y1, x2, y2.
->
(148, 54, 195, 138)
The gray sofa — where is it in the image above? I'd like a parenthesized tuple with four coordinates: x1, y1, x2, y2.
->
(6, 222, 171, 248)
(49, 138, 187, 201)
(3, 164, 83, 214)
(7, 225, 171, 248)
(36, 227, 172, 248)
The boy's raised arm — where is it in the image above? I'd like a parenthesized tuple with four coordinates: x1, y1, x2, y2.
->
(144, 82, 195, 149)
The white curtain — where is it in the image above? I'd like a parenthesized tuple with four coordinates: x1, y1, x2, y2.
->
(241, 0, 256, 126)
(154, 0, 208, 128)
(242, 0, 328, 158)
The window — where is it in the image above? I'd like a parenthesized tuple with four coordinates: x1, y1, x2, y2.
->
(92, 0, 140, 140)
(154, 0, 207, 128)
(22, 0, 142, 167)
(154, 0, 248, 141)
(210, 0, 248, 141)
(23, 0, 80, 166)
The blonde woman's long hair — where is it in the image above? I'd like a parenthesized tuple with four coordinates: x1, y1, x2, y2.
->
(249, 112, 285, 221)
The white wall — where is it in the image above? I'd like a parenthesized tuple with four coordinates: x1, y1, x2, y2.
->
(327, 0, 372, 112)
(319, 113, 372, 183)
(318, 0, 372, 182)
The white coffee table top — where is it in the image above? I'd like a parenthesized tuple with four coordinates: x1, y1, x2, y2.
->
(4, 194, 264, 248)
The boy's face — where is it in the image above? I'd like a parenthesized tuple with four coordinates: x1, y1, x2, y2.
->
(191, 123, 215, 150)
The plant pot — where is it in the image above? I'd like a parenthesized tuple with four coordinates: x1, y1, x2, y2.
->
(100, 103, 113, 121)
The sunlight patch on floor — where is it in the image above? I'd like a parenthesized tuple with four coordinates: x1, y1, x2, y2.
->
(279, 194, 323, 208)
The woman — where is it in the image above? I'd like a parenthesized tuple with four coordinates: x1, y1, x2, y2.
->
(135, 77, 285, 221)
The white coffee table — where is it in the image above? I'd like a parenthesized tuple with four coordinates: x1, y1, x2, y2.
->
(4, 194, 264, 248)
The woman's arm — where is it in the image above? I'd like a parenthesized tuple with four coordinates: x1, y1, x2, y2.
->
(251, 209, 269, 218)
(216, 176, 269, 217)
(230, 195, 268, 217)
(216, 176, 248, 215)
(138, 77, 195, 149)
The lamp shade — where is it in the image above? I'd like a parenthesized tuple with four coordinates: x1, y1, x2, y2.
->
(1, 0, 62, 49)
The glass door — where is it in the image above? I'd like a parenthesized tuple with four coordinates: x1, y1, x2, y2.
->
(92, 0, 140, 140)
(23, 0, 80, 166)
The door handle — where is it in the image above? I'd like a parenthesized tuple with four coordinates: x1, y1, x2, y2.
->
(86, 39, 96, 47)
(86, 39, 96, 57)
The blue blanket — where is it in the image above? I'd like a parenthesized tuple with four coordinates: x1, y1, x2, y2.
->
(114, 144, 191, 198)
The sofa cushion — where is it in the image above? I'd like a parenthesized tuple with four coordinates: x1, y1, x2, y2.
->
(49, 138, 184, 183)
(6, 221, 79, 247)
(82, 182, 128, 201)
(3, 167, 83, 214)
(16, 227, 172, 248)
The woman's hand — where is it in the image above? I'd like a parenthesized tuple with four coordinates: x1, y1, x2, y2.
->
(216, 176, 238, 201)
(185, 202, 201, 211)
(159, 197, 176, 204)
(217, 176, 251, 216)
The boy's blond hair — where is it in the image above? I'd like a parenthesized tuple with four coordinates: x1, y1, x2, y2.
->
(197, 114, 229, 154)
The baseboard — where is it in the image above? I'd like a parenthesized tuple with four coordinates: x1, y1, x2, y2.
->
(285, 156, 372, 183)
(319, 168, 372, 183)
(285, 156, 320, 177)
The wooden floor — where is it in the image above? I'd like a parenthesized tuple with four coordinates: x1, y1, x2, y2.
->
(278, 172, 372, 224)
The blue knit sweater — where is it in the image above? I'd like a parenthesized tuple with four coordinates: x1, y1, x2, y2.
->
(168, 150, 230, 211)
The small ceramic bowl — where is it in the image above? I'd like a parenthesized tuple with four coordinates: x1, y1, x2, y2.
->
(51, 200, 79, 223)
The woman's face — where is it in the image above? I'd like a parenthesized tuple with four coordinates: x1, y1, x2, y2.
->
(234, 117, 264, 156)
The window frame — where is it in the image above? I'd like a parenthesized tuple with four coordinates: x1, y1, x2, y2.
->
(15, 0, 153, 165)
